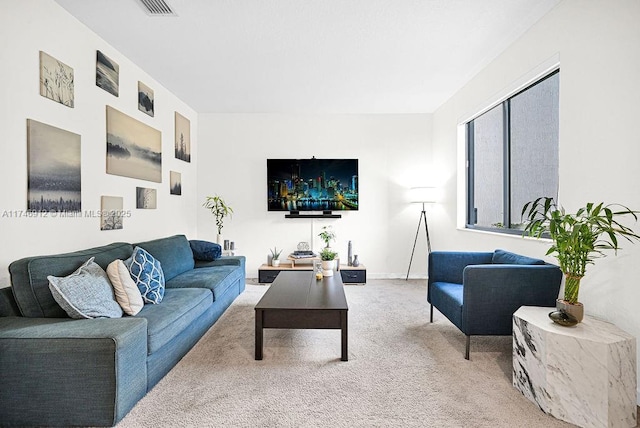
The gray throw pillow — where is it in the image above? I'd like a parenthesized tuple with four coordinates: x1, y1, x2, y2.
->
(48, 257, 123, 319)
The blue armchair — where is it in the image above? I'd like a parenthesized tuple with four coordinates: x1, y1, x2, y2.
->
(427, 250, 562, 359)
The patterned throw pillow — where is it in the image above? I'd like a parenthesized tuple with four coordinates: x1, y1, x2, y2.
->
(126, 246, 165, 304)
(107, 259, 144, 315)
(47, 257, 123, 319)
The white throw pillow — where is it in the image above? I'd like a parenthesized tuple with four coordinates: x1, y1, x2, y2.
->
(107, 259, 144, 316)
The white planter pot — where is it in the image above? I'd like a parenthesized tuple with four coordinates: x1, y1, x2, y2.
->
(272, 259, 280, 267)
(321, 260, 336, 276)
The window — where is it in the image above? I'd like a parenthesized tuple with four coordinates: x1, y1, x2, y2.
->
(467, 70, 559, 233)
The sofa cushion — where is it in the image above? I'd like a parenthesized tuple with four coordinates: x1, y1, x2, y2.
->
(47, 257, 123, 319)
(127, 247, 165, 304)
(430, 281, 463, 330)
(107, 259, 144, 315)
(189, 240, 221, 261)
(166, 265, 242, 301)
(9, 242, 133, 318)
(491, 249, 545, 265)
(134, 235, 195, 281)
(135, 288, 212, 354)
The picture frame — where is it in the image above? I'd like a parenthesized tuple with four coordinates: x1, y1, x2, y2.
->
(138, 81, 154, 117)
(27, 119, 81, 212)
(96, 50, 119, 96)
(39, 51, 74, 107)
(174, 112, 191, 162)
(106, 106, 162, 183)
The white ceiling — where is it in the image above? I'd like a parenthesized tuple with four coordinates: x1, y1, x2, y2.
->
(54, 0, 561, 114)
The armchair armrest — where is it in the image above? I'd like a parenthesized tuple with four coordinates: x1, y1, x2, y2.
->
(428, 252, 493, 300)
(461, 264, 562, 335)
(0, 316, 148, 427)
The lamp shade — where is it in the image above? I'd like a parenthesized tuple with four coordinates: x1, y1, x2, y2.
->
(409, 187, 438, 204)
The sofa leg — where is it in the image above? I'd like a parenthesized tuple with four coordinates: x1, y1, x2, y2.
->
(429, 304, 433, 323)
(465, 335, 470, 360)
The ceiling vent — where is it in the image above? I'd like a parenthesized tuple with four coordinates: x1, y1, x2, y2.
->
(137, 0, 177, 16)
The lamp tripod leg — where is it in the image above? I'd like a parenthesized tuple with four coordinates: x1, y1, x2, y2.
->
(406, 212, 424, 280)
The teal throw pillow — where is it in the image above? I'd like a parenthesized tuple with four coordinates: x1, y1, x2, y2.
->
(47, 257, 123, 319)
(127, 246, 165, 304)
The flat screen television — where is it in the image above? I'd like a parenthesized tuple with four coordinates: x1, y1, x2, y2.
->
(267, 158, 358, 211)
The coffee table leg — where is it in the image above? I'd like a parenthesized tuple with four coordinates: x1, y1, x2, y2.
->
(341, 310, 348, 361)
(255, 309, 263, 360)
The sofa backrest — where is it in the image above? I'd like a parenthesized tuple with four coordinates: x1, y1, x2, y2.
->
(0, 287, 20, 317)
(9, 242, 133, 318)
(133, 235, 195, 281)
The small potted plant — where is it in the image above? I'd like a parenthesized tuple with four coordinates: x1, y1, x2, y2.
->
(318, 225, 336, 248)
(522, 197, 639, 323)
(320, 248, 338, 277)
(203, 195, 233, 244)
(270, 247, 282, 267)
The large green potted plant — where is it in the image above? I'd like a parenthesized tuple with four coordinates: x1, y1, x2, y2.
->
(522, 197, 639, 322)
(203, 195, 233, 244)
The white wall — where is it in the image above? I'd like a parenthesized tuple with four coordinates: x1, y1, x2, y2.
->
(432, 0, 640, 397)
(0, 0, 198, 285)
(197, 114, 433, 279)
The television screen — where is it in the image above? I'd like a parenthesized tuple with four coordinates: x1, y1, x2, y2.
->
(267, 158, 358, 211)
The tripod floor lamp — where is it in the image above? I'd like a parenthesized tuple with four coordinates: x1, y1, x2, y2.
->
(406, 187, 437, 280)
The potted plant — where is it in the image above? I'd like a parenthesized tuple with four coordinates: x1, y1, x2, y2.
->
(522, 197, 639, 322)
(318, 225, 336, 248)
(270, 247, 282, 267)
(203, 195, 233, 244)
(320, 248, 338, 277)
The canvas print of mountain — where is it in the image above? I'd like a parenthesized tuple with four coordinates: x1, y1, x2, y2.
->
(39, 51, 74, 108)
(136, 187, 157, 209)
(170, 171, 181, 195)
(106, 106, 162, 182)
(138, 81, 154, 117)
(174, 112, 191, 163)
(27, 119, 81, 212)
(100, 196, 123, 230)
(96, 50, 119, 96)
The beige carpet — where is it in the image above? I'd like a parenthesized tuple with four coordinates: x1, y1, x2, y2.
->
(117, 279, 573, 427)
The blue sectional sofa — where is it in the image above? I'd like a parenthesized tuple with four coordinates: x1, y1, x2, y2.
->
(0, 234, 245, 427)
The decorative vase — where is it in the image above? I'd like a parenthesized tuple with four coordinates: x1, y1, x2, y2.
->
(555, 299, 584, 323)
(216, 234, 223, 245)
(352, 255, 360, 267)
(348, 241, 353, 266)
(272, 259, 280, 267)
(321, 260, 335, 277)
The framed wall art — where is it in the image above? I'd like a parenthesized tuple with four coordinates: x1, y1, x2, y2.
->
(96, 50, 119, 96)
(170, 171, 181, 195)
(106, 106, 162, 182)
(136, 187, 157, 209)
(138, 81, 154, 117)
(174, 112, 191, 162)
(39, 51, 74, 107)
(27, 119, 81, 212)
(100, 196, 124, 230)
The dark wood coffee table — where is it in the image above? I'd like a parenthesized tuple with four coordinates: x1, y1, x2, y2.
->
(255, 270, 349, 361)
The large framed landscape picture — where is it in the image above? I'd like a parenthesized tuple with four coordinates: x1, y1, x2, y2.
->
(106, 106, 162, 182)
(27, 119, 81, 212)
(96, 50, 119, 96)
(174, 112, 191, 162)
(39, 51, 74, 107)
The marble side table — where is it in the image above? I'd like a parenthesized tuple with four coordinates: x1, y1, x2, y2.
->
(513, 306, 636, 428)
